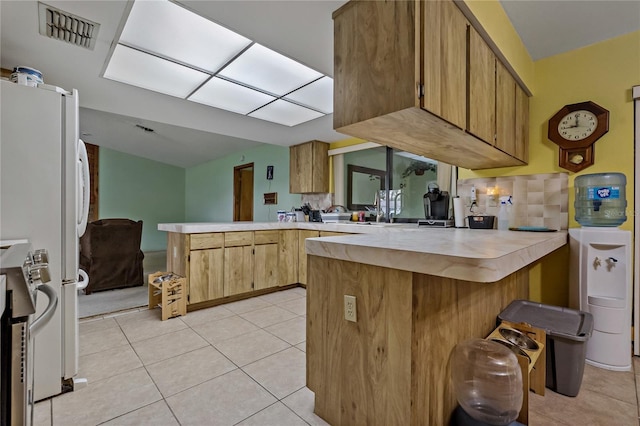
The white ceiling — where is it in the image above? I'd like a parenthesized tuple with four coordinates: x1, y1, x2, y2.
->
(2, 0, 639, 168)
(499, 0, 640, 61)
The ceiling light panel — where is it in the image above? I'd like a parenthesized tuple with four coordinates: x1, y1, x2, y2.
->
(189, 77, 276, 115)
(104, 45, 209, 98)
(284, 76, 333, 114)
(120, 0, 251, 72)
(219, 44, 323, 96)
(249, 100, 324, 127)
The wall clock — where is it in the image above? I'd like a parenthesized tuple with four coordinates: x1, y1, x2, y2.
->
(548, 101, 609, 150)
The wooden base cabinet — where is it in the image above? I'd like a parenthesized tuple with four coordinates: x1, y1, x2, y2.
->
(298, 230, 320, 285)
(189, 248, 224, 304)
(307, 255, 529, 425)
(254, 230, 279, 291)
(278, 230, 299, 286)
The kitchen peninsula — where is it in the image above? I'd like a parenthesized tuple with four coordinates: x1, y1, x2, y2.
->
(158, 222, 566, 424)
(304, 228, 566, 425)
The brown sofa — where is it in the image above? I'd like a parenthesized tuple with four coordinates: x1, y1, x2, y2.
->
(79, 218, 145, 294)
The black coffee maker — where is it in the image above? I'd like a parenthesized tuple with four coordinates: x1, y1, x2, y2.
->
(423, 183, 450, 220)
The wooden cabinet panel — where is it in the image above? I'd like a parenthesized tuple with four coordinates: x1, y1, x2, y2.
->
(254, 243, 279, 290)
(422, 0, 467, 129)
(189, 248, 224, 304)
(279, 230, 299, 286)
(496, 60, 516, 156)
(311, 141, 330, 193)
(298, 230, 320, 285)
(289, 141, 329, 193)
(224, 246, 254, 296)
(468, 26, 496, 145)
(319, 231, 349, 237)
(190, 233, 224, 250)
(332, 0, 525, 170)
(167, 232, 187, 277)
(333, 0, 416, 129)
(440, 1, 468, 129)
(255, 230, 279, 245)
(515, 84, 530, 162)
(225, 231, 254, 247)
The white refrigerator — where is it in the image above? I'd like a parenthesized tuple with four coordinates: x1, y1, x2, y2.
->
(0, 79, 90, 400)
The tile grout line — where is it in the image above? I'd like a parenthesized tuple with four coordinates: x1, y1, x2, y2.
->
(60, 292, 311, 425)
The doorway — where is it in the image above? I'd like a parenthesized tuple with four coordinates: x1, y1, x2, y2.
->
(234, 163, 254, 221)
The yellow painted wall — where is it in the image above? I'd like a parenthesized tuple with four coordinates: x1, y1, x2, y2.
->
(329, 137, 367, 150)
(460, 30, 640, 306)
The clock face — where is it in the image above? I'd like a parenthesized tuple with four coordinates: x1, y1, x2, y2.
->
(557, 110, 598, 141)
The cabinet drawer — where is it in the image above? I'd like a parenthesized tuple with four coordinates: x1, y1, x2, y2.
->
(190, 233, 224, 250)
(225, 231, 254, 247)
(255, 230, 279, 245)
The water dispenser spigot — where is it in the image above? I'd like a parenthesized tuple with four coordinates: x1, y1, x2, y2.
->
(605, 257, 618, 271)
(593, 257, 601, 269)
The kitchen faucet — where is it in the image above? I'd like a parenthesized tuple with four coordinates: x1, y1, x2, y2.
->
(374, 191, 384, 222)
(391, 190, 402, 220)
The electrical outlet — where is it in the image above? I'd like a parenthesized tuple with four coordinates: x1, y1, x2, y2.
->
(344, 295, 357, 322)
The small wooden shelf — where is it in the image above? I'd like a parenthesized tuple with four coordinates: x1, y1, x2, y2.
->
(148, 272, 187, 321)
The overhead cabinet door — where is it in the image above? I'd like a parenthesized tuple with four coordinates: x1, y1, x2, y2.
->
(422, 0, 468, 129)
(496, 60, 517, 156)
(468, 26, 496, 146)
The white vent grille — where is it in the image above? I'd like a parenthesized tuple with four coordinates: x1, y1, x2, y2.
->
(38, 2, 100, 50)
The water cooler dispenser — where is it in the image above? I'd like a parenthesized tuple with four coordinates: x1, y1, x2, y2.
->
(569, 173, 631, 371)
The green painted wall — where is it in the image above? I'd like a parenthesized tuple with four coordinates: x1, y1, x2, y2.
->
(186, 144, 300, 222)
(99, 147, 186, 252)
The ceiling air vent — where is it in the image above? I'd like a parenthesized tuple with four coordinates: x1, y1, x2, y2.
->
(38, 2, 100, 50)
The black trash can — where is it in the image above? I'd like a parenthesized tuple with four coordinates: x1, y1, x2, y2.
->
(497, 300, 594, 397)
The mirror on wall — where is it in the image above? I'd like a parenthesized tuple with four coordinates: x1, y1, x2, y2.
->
(337, 145, 452, 222)
(347, 164, 385, 210)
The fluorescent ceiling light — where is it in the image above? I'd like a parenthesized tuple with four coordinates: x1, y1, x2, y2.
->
(105, 0, 333, 126)
(120, 0, 251, 72)
(219, 44, 323, 96)
(285, 76, 334, 114)
(189, 77, 276, 115)
(395, 151, 438, 165)
(249, 100, 323, 127)
(104, 45, 209, 98)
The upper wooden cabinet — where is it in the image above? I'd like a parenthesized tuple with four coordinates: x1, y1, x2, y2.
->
(289, 140, 329, 193)
(468, 25, 497, 145)
(515, 84, 530, 163)
(422, 0, 467, 129)
(332, 0, 529, 170)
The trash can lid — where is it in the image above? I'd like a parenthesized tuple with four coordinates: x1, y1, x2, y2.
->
(498, 300, 594, 341)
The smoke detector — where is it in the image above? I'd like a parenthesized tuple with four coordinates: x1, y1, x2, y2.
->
(38, 2, 100, 50)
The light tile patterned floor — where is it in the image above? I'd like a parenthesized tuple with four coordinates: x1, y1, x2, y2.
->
(34, 287, 640, 425)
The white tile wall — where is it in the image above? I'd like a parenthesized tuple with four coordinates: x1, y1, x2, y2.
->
(457, 173, 569, 230)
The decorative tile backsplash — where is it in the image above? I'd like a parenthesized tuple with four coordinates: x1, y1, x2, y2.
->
(457, 173, 569, 230)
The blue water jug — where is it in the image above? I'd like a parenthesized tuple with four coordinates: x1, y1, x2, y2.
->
(574, 173, 626, 227)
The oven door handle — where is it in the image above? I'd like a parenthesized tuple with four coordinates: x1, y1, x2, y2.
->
(29, 284, 58, 337)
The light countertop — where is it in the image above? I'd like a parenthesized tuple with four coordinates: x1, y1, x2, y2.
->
(158, 222, 567, 282)
(157, 221, 417, 234)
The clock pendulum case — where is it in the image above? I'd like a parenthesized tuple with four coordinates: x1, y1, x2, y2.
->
(548, 101, 609, 172)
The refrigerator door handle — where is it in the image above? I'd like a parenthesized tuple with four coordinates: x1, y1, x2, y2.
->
(77, 269, 89, 291)
(29, 284, 58, 337)
(77, 139, 90, 237)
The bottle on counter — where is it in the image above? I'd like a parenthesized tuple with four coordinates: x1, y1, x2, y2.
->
(498, 196, 512, 230)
